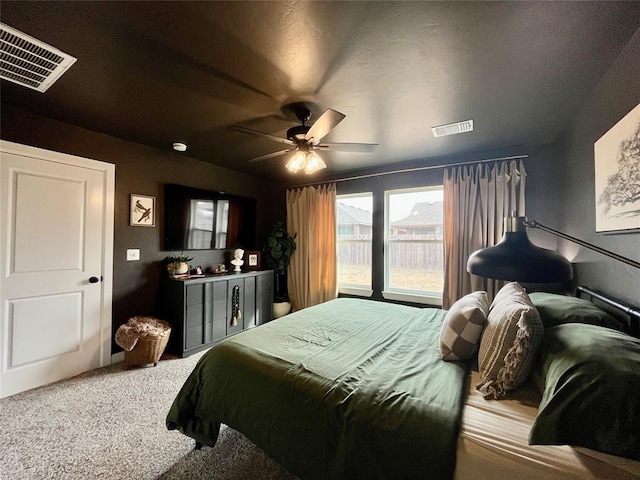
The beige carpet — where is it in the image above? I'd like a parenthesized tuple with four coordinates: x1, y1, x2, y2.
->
(0, 352, 299, 479)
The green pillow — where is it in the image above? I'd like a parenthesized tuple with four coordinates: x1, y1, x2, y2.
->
(529, 324, 640, 460)
(528, 292, 624, 331)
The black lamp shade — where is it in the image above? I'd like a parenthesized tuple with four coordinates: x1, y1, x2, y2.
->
(467, 231, 573, 283)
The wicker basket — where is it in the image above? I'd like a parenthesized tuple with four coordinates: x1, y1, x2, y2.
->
(124, 328, 171, 369)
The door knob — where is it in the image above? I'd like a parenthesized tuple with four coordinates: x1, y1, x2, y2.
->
(89, 276, 100, 283)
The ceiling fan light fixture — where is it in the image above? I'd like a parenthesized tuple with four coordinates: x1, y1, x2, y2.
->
(304, 151, 327, 174)
(286, 151, 307, 173)
(234, 106, 377, 170)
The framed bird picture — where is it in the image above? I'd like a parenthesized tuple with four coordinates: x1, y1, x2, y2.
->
(130, 194, 155, 227)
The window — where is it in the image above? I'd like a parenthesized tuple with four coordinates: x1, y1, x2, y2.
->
(336, 193, 373, 296)
(383, 186, 444, 305)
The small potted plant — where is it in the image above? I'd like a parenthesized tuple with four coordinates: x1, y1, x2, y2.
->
(164, 255, 194, 276)
(263, 221, 296, 317)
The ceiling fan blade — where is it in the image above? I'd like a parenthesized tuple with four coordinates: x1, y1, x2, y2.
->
(230, 125, 294, 145)
(305, 108, 346, 144)
(248, 148, 294, 163)
(317, 142, 379, 153)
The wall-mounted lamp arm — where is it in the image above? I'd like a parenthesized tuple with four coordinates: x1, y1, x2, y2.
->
(523, 220, 640, 270)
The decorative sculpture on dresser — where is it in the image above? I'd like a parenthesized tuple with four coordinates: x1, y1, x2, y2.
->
(231, 248, 244, 272)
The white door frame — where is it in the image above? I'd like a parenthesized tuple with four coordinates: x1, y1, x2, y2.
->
(0, 140, 115, 373)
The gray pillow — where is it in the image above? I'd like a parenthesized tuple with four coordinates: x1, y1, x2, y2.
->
(439, 291, 489, 361)
(477, 282, 544, 399)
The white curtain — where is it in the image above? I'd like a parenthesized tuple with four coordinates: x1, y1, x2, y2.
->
(286, 183, 338, 311)
(443, 160, 526, 308)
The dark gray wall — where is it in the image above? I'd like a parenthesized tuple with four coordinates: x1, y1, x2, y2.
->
(1, 106, 283, 351)
(558, 31, 640, 306)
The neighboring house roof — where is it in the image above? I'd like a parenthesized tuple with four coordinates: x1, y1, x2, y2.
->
(337, 203, 372, 226)
(393, 201, 443, 227)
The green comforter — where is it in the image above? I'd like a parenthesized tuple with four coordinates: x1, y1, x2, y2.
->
(167, 298, 467, 480)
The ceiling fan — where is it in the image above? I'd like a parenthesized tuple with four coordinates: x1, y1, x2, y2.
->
(230, 105, 378, 174)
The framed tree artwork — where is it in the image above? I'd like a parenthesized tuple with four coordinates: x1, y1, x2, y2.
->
(130, 194, 155, 227)
(594, 103, 640, 233)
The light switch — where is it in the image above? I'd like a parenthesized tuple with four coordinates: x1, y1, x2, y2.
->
(127, 249, 140, 261)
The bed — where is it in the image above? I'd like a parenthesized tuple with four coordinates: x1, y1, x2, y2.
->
(166, 284, 640, 479)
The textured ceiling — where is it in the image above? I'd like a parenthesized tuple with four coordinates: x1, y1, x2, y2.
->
(1, 1, 639, 180)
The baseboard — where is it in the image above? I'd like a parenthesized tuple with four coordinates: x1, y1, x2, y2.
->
(111, 351, 124, 364)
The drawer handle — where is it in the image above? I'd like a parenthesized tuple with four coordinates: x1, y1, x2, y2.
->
(231, 285, 241, 326)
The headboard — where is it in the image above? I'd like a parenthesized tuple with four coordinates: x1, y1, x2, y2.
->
(576, 285, 640, 338)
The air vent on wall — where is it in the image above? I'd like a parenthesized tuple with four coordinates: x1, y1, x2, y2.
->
(0, 23, 76, 93)
(432, 119, 474, 138)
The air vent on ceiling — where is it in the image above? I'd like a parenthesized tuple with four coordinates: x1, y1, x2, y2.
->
(0, 23, 76, 93)
(432, 119, 474, 138)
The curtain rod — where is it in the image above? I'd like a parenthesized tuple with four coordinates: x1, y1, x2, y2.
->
(285, 154, 528, 189)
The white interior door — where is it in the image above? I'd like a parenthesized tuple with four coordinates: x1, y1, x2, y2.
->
(0, 141, 114, 398)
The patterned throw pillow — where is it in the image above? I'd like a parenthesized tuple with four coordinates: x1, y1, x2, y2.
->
(477, 282, 544, 399)
(439, 291, 490, 361)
